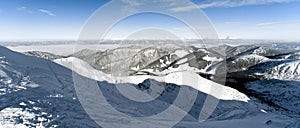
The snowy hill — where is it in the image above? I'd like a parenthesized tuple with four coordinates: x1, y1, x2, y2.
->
(72, 45, 224, 76)
(272, 50, 300, 60)
(246, 80, 300, 113)
(210, 44, 295, 58)
(226, 54, 269, 73)
(54, 57, 249, 102)
(54, 56, 299, 128)
(1, 44, 300, 127)
(24, 51, 65, 60)
(249, 59, 300, 81)
(0, 46, 99, 127)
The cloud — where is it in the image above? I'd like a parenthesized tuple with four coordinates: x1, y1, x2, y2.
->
(121, 0, 142, 6)
(17, 7, 56, 16)
(224, 21, 241, 24)
(170, 0, 294, 12)
(39, 9, 56, 16)
(256, 22, 280, 26)
(17, 6, 26, 11)
(121, 0, 176, 6)
(120, 0, 186, 13)
(17, 6, 33, 14)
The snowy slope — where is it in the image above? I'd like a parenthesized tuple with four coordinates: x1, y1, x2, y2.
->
(54, 56, 299, 128)
(249, 59, 300, 81)
(54, 57, 249, 102)
(1, 45, 299, 127)
(0, 46, 99, 127)
(273, 51, 300, 59)
(226, 54, 270, 73)
(246, 80, 300, 113)
(72, 45, 225, 78)
(266, 60, 300, 80)
(72, 45, 190, 75)
(23, 51, 65, 60)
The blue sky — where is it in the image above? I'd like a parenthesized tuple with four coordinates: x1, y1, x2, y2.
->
(0, 0, 300, 41)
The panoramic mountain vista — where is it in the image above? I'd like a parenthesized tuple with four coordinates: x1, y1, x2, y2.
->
(1, 0, 300, 127)
(0, 42, 299, 127)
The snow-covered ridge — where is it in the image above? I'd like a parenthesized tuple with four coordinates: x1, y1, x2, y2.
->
(0, 46, 99, 127)
(54, 57, 249, 102)
(2, 43, 300, 127)
(24, 51, 65, 60)
(248, 59, 300, 81)
(266, 60, 300, 81)
(226, 54, 270, 73)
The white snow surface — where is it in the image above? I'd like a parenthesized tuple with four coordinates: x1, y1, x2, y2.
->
(267, 60, 300, 81)
(1, 45, 299, 127)
(55, 57, 249, 102)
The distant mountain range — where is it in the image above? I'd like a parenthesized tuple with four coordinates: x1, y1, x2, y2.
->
(0, 43, 300, 127)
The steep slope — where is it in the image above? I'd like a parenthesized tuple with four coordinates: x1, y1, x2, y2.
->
(246, 80, 300, 113)
(0, 46, 99, 127)
(1, 45, 299, 127)
(203, 44, 300, 121)
(72, 45, 225, 76)
(249, 59, 300, 81)
(210, 45, 258, 57)
(271, 50, 300, 60)
(0, 46, 247, 127)
(23, 51, 65, 60)
(54, 56, 299, 128)
(205, 53, 269, 76)
(210, 44, 295, 58)
(226, 54, 270, 73)
(54, 57, 249, 102)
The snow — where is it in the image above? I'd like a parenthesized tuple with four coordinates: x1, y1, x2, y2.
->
(199, 112, 295, 128)
(54, 57, 250, 102)
(54, 57, 113, 82)
(261, 109, 268, 113)
(0, 107, 50, 128)
(203, 55, 223, 62)
(19, 102, 26, 106)
(1, 44, 300, 127)
(0, 46, 100, 127)
(267, 60, 300, 81)
(246, 79, 300, 113)
(173, 49, 189, 58)
(47, 94, 64, 98)
(7, 44, 119, 56)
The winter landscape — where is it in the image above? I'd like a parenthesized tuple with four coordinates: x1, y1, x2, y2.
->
(1, 0, 300, 128)
(0, 40, 299, 127)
